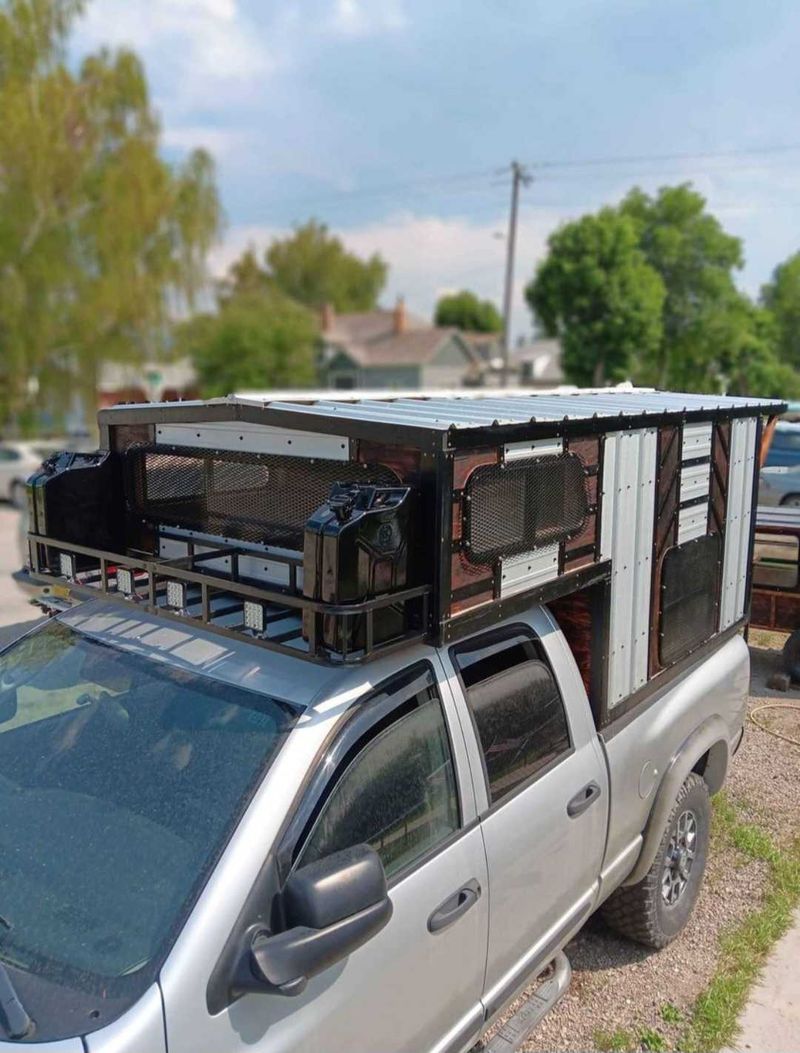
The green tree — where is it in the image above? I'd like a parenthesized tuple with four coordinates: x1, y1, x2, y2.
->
(619, 184, 744, 388)
(186, 290, 318, 397)
(265, 219, 387, 312)
(434, 289, 502, 333)
(716, 299, 800, 399)
(218, 246, 272, 306)
(761, 251, 800, 370)
(526, 208, 665, 386)
(0, 0, 221, 430)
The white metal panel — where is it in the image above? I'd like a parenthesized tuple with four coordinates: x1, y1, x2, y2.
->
(678, 503, 708, 544)
(500, 544, 559, 597)
(504, 436, 563, 461)
(155, 421, 350, 460)
(680, 461, 711, 502)
(158, 536, 303, 587)
(601, 428, 657, 707)
(720, 416, 758, 629)
(682, 421, 713, 460)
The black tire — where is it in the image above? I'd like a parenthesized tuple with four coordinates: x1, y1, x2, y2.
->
(782, 629, 800, 682)
(601, 773, 710, 949)
(779, 493, 800, 508)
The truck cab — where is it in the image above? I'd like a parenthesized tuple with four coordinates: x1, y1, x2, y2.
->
(0, 388, 781, 1050)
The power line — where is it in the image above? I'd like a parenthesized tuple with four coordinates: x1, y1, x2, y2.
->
(525, 142, 800, 172)
(252, 142, 800, 216)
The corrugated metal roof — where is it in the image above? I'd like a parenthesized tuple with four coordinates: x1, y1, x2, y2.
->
(233, 387, 784, 432)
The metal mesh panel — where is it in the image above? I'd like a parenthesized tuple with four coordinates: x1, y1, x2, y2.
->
(125, 445, 399, 550)
(659, 533, 721, 666)
(464, 453, 589, 564)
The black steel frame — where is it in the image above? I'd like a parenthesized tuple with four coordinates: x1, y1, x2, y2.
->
(27, 531, 431, 666)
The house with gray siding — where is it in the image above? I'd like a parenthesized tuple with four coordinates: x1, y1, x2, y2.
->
(320, 299, 481, 390)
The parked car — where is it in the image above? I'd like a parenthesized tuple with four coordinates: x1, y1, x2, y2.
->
(758, 465, 800, 507)
(763, 420, 800, 468)
(0, 441, 59, 507)
(2, 388, 778, 1051)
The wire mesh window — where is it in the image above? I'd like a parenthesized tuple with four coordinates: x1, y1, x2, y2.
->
(659, 533, 722, 666)
(464, 453, 589, 564)
(125, 445, 399, 551)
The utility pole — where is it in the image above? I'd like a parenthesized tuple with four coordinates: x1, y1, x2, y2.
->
(501, 160, 532, 387)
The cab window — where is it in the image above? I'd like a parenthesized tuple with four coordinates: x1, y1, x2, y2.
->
(297, 666, 459, 880)
(453, 629, 571, 805)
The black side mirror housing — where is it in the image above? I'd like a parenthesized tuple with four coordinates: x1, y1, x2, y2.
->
(239, 845, 392, 998)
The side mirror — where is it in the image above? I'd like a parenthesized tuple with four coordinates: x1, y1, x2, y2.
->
(240, 845, 393, 997)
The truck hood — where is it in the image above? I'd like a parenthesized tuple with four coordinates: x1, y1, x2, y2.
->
(0, 986, 165, 1052)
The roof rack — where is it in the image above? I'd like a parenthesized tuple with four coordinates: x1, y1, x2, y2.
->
(27, 529, 431, 664)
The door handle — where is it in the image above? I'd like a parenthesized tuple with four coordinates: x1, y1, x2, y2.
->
(567, 781, 602, 818)
(427, 879, 481, 933)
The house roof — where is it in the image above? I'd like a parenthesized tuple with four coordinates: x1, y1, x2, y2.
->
(325, 308, 428, 346)
(324, 308, 478, 369)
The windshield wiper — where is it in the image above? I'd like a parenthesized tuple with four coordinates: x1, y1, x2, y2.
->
(0, 962, 33, 1039)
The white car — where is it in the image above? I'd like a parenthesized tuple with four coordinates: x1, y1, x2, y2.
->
(0, 441, 58, 506)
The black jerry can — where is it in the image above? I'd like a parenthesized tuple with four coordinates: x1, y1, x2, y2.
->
(303, 483, 415, 655)
(27, 450, 124, 570)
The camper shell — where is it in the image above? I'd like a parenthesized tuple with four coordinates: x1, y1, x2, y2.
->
(24, 388, 783, 730)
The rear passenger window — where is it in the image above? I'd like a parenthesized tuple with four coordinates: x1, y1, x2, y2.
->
(454, 630, 571, 805)
(297, 666, 459, 879)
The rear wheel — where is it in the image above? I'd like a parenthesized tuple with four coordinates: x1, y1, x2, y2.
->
(780, 493, 800, 508)
(601, 773, 710, 948)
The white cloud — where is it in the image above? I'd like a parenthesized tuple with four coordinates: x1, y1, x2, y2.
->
(78, 0, 272, 113)
(329, 0, 407, 38)
(162, 124, 249, 157)
(210, 208, 569, 339)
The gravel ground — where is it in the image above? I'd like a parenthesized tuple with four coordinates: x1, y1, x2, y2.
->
(488, 633, 800, 1053)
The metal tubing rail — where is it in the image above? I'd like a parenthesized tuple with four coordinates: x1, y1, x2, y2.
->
(27, 532, 432, 665)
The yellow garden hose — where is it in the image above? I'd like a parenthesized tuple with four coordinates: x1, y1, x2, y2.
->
(749, 702, 800, 748)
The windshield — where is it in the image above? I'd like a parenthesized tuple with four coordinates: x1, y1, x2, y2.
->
(0, 621, 299, 1000)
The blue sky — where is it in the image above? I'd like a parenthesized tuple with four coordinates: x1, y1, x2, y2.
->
(76, 0, 800, 337)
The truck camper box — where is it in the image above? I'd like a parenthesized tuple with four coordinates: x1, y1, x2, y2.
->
(24, 388, 784, 727)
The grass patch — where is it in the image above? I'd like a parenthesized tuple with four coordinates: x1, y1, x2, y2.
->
(638, 1028, 667, 1051)
(593, 1028, 670, 1052)
(681, 796, 800, 1052)
(594, 1029, 635, 1052)
(659, 1002, 682, 1025)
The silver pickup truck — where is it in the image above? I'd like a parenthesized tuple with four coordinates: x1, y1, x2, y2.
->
(0, 387, 781, 1049)
(0, 596, 747, 1053)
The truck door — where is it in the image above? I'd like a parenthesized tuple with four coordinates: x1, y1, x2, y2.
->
(163, 661, 490, 1053)
(440, 610, 609, 1018)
